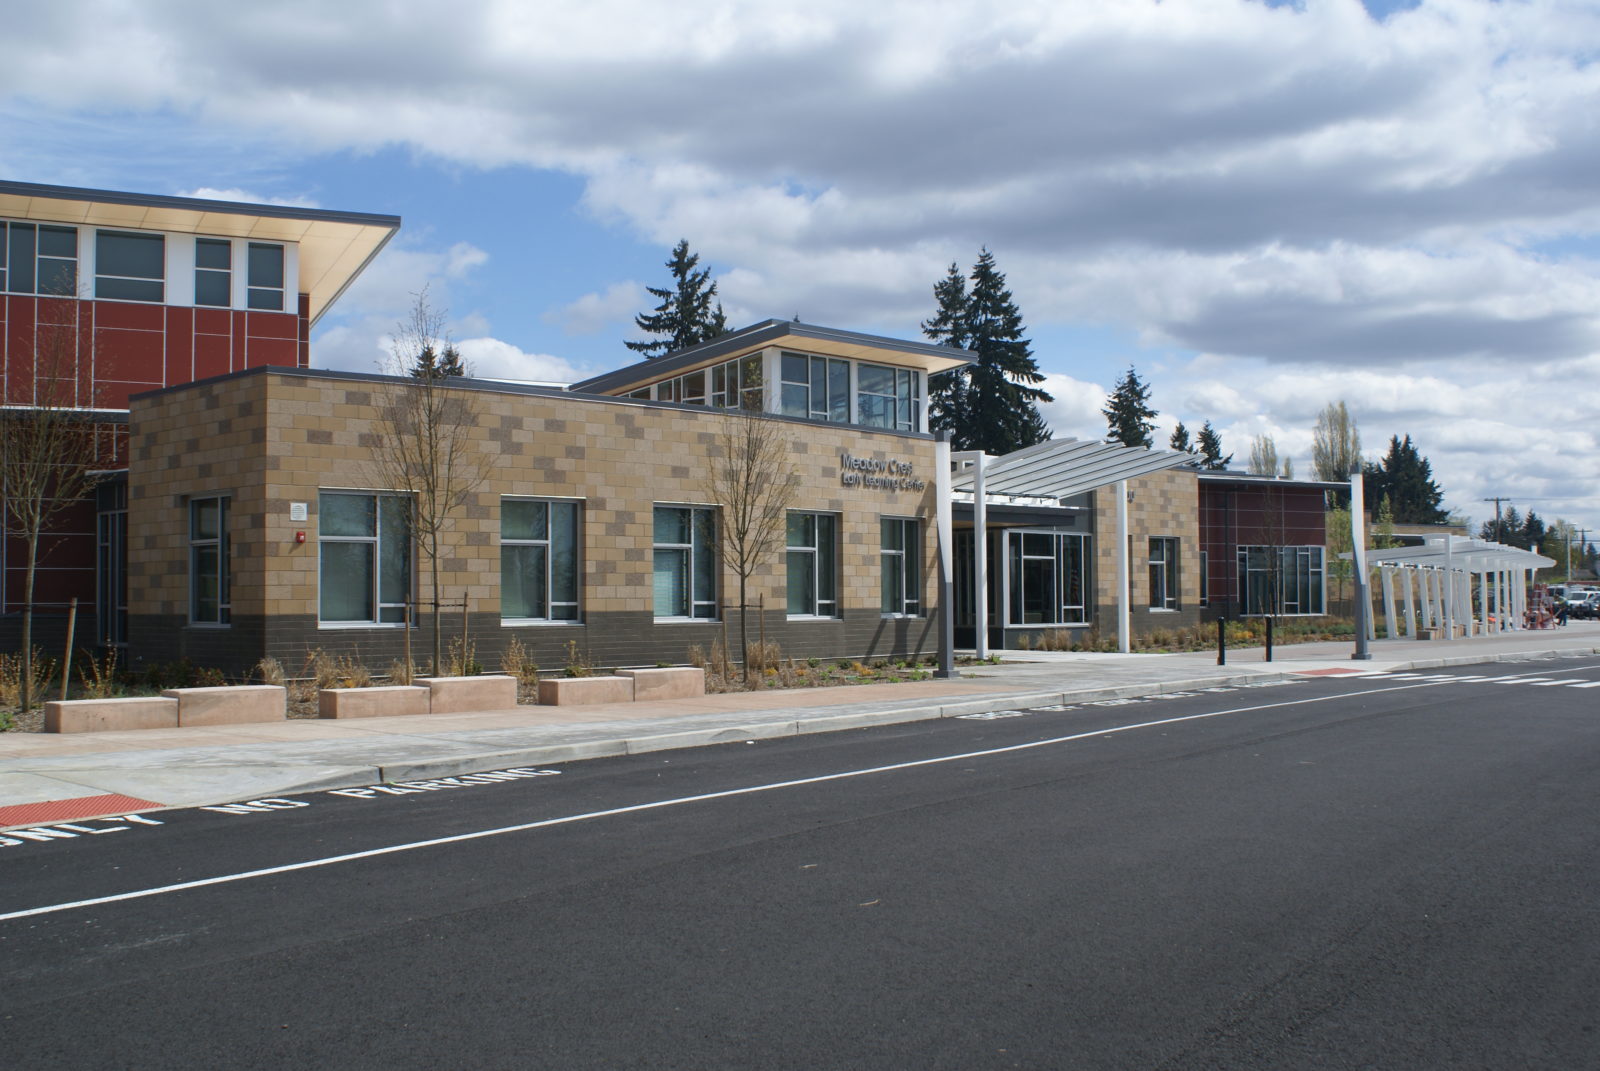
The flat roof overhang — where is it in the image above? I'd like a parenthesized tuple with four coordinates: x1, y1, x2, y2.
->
(951, 437, 1197, 502)
(0, 180, 400, 326)
(570, 319, 973, 395)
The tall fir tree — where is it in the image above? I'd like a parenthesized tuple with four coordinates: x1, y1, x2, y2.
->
(410, 343, 466, 380)
(626, 240, 728, 358)
(921, 249, 1052, 454)
(1364, 435, 1448, 524)
(1102, 366, 1157, 448)
(1169, 421, 1192, 453)
(1196, 421, 1231, 470)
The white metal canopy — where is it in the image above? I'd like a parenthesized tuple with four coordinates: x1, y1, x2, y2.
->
(1345, 535, 1556, 640)
(950, 437, 1198, 656)
(1360, 536, 1553, 573)
(950, 437, 1195, 502)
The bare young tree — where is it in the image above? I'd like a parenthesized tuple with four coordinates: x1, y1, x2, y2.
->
(367, 290, 486, 673)
(1311, 400, 1361, 484)
(704, 407, 799, 684)
(1, 310, 105, 711)
(1248, 433, 1292, 478)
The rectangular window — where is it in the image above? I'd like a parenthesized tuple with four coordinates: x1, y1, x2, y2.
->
(189, 497, 230, 625)
(1236, 545, 1325, 616)
(1149, 537, 1179, 610)
(654, 505, 718, 619)
(786, 512, 838, 617)
(1006, 530, 1089, 626)
(95, 230, 165, 303)
(247, 242, 285, 310)
(858, 363, 920, 432)
(501, 498, 581, 622)
(779, 352, 850, 422)
(881, 518, 922, 616)
(4, 222, 79, 295)
(318, 491, 412, 624)
(195, 238, 232, 307)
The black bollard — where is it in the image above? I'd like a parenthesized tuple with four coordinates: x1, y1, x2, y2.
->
(1265, 616, 1274, 662)
(1217, 614, 1226, 666)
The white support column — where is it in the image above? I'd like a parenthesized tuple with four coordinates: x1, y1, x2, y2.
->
(1401, 568, 1416, 637)
(1419, 569, 1434, 629)
(972, 453, 988, 660)
(1444, 540, 1455, 638)
(1478, 572, 1488, 636)
(1494, 571, 1505, 631)
(1116, 479, 1131, 654)
(1381, 566, 1397, 641)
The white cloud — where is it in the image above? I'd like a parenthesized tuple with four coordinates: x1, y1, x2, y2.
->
(177, 186, 321, 209)
(12, 0, 1600, 529)
(456, 337, 587, 384)
(552, 281, 647, 336)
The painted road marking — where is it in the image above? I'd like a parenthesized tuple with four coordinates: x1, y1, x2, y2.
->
(956, 710, 1030, 720)
(0, 677, 1489, 924)
(0, 814, 164, 848)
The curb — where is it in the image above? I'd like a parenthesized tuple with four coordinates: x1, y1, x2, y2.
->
(8, 648, 1598, 828)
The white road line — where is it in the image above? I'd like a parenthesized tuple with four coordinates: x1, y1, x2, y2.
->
(1568, 681, 1600, 688)
(0, 674, 1569, 923)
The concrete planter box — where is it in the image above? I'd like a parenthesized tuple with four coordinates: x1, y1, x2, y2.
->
(319, 685, 432, 719)
(538, 676, 635, 706)
(414, 675, 519, 714)
(163, 685, 287, 726)
(619, 667, 705, 702)
(44, 697, 179, 734)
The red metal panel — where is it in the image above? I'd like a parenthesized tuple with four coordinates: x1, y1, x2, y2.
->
(93, 327, 167, 397)
(165, 305, 193, 386)
(192, 307, 232, 335)
(5, 296, 37, 404)
(194, 332, 232, 382)
(232, 310, 246, 372)
(92, 300, 165, 331)
(247, 337, 297, 367)
(245, 310, 298, 341)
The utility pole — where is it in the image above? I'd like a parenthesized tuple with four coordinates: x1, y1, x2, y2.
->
(1482, 496, 1507, 542)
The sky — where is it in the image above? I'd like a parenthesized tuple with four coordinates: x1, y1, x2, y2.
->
(3, 0, 1599, 541)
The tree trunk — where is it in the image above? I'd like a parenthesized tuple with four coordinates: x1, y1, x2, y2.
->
(20, 533, 38, 712)
(738, 575, 750, 686)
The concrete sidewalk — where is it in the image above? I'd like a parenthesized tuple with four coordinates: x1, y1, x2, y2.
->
(5, 625, 1598, 828)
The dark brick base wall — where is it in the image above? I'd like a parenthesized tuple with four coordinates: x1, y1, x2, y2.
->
(126, 606, 942, 680)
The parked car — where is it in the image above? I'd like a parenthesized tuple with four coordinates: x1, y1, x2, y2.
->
(1564, 592, 1600, 619)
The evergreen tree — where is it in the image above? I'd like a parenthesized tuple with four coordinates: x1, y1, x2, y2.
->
(1501, 506, 1524, 547)
(1102, 366, 1156, 448)
(1197, 421, 1231, 470)
(1521, 509, 1546, 552)
(410, 343, 466, 380)
(923, 263, 971, 441)
(1364, 435, 1448, 524)
(626, 240, 728, 358)
(1169, 421, 1192, 453)
(921, 249, 1052, 454)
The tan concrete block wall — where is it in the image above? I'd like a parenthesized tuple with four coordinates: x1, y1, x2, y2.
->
(1091, 469, 1201, 628)
(129, 372, 940, 644)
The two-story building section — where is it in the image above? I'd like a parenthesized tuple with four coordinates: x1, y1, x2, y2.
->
(0, 180, 398, 652)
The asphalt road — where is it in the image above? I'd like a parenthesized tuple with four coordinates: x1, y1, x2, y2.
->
(4, 658, 1599, 1069)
